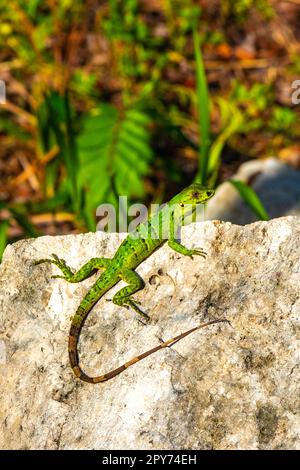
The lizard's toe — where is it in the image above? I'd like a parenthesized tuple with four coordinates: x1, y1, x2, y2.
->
(137, 317, 150, 326)
(51, 253, 65, 264)
(193, 249, 207, 258)
(33, 258, 52, 266)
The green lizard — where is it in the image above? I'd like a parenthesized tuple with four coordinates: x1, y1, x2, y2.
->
(35, 184, 228, 383)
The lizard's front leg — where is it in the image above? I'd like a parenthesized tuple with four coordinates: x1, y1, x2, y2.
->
(169, 208, 206, 258)
(168, 239, 206, 258)
(112, 269, 149, 321)
(34, 254, 111, 282)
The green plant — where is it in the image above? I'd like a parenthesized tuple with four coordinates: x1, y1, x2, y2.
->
(0, 201, 41, 261)
(193, 25, 210, 185)
(192, 26, 269, 221)
(208, 98, 244, 186)
(77, 103, 153, 230)
(229, 180, 269, 220)
(5, 0, 295, 261)
(269, 106, 297, 133)
(37, 91, 81, 214)
(221, 0, 274, 22)
(0, 221, 9, 261)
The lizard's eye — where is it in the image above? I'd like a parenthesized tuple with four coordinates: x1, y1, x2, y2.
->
(192, 191, 199, 198)
(179, 202, 184, 207)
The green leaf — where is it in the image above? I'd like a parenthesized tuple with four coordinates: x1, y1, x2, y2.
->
(9, 207, 41, 237)
(269, 106, 297, 132)
(0, 199, 40, 244)
(208, 100, 243, 185)
(26, 189, 70, 213)
(229, 179, 269, 221)
(0, 220, 9, 262)
(193, 26, 210, 185)
(37, 91, 81, 214)
(77, 103, 153, 229)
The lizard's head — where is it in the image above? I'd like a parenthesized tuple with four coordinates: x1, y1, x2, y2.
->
(171, 184, 215, 207)
(169, 184, 214, 225)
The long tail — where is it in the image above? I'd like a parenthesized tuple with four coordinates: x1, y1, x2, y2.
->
(68, 318, 229, 384)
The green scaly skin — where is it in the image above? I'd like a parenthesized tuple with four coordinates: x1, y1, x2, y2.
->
(35, 184, 227, 383)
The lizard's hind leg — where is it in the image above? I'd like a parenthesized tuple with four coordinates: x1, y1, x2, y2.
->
(113, 268, 149, 321)
(34, 254, 111, 283)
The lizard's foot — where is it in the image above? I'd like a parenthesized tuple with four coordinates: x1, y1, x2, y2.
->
(126, 298, 150, 322)
(34, 253, 66, 266)
(168, 240, 206, 259)
(115, 297, 150, 322)
(34, 253, 74, 279)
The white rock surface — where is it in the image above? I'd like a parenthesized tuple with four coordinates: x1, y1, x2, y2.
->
(0, 217, 299, 450)
(206, 158, 300, 224)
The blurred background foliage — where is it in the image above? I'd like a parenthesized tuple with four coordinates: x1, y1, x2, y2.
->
(0, 0, 300, 258)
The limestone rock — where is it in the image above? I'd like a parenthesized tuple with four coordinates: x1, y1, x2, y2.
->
(0, 217, 299, 449)
(206, 158, 300, 224)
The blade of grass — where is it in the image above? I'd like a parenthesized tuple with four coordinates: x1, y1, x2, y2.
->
(229, 179, 269, 221)
(45, 92, 80, 214)
(64, 91, 81, 214)
(1, 201, 40, 239)
(208, 102, 243, 176)
(207, 108, 243, 188)
(9, 207, 41, 237)
(0, 220, 9, 261)
(193, 25, 210, 185)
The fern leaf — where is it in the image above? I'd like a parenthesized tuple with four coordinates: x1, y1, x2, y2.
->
(77, 104, 153, 229)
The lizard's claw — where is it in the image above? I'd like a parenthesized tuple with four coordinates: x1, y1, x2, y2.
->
(33, 258, 52, 266)
(191, 248, 207, 258)
(51, 253, 67, 266)
(34, 254, 67, 267)
(137, 317, 150, 326)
